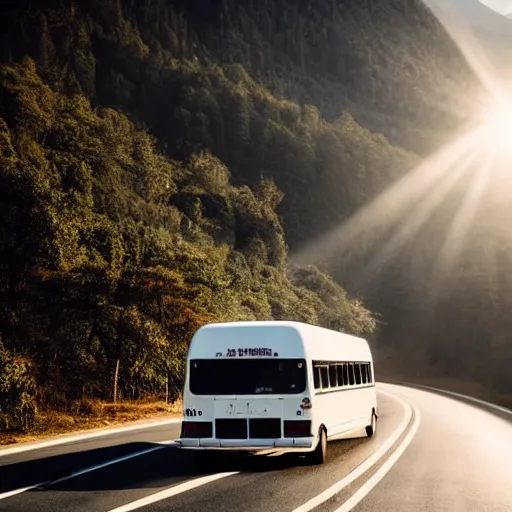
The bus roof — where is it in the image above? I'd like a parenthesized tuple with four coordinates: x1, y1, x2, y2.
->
(189, 321, 373, 362)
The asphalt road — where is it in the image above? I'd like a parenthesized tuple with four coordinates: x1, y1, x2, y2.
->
(1, 384, 511, 512)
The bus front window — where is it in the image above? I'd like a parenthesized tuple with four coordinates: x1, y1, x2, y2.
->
(189, 358, 307, 395)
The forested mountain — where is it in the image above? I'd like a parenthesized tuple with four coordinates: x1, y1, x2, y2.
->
(0, 0, 484, 259)
(0, 0, 509, 430)
(0, 59, 382, 431)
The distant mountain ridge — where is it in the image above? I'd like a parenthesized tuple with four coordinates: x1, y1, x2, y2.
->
(425, 0, 512, 87)
(479, 0, 512, 17)
(426, 0, 512, 34)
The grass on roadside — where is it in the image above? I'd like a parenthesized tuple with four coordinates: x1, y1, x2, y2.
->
(4, 376, 510, 448)
(0, 399, 183, 447)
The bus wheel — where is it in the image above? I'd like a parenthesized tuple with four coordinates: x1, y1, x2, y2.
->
(365, 410, 377, 437)
(308, 427, 327, 465)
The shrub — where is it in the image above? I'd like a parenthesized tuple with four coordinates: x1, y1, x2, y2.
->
(0, 341, 38, 432)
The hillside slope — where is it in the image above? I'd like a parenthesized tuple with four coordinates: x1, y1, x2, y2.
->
(1, 0, 508, 429)
(0, 55, 380, 429)
(0, 0, 485, 248)
(168, 0, 485, 155)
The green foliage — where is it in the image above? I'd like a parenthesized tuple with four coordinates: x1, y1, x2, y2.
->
(0, 0, 506, 423)
(0, 55, 376, 425)
(0, 340, 38, 432)
(289, 265, 377, 336)
(1, 0, 427, 251)
(0, 0, 503, 416)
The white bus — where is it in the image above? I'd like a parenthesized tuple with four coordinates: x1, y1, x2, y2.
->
(177, 321, 377, 464)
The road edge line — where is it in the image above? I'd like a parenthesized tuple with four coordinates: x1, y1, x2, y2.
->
(48, 441, 178, 487)
(333, 402, 421, 511)
(292, 386, 414, 512)
(0, 418, 181, 458)
(398, 383, 512, 416)
(0, 485, 42, 501)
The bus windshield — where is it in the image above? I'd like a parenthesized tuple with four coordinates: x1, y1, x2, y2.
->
(189, 358, 307, 395)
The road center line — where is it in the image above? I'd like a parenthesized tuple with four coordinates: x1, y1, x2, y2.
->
(106, 472, 240, 512)
(334, 403, 421, 511)
(48, 441, 178, 487)
(0, 440, 177, 501)
(292, 388, 414, 512)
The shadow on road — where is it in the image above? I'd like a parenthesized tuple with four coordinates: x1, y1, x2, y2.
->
(1, 442, 177, 494)
(1, 438, 364, 494)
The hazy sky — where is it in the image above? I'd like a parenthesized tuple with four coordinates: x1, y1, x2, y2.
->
(480, 0, 512, 15)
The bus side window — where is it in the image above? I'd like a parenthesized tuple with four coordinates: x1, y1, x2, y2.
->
(368, 363, 373, 384)
(354, 364, 362, 385)
(336, 363, 344, 387)
(342, 363, 349, 385)
(320, 366, 329, 389)
(361, 363, 367, 384)
(348, 363, 355, 385)
(329, 363, 338, 388)
(313, 364, 321, 389)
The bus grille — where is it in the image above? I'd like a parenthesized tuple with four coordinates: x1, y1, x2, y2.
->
(215, 419, 248, 439)
(249, 418, 281, 439)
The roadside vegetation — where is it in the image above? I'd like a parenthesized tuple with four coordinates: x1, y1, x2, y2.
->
(0, 397, 182, 446)
(0, 56, 376, 436)
(1, 0, 510, 441)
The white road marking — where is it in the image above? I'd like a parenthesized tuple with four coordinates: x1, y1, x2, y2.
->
(49, 441, 178, 486)
(292, 387, 414, 512)
(0, 418, 181, 458)
(405, 383, 512, 416)
(106, 472, 240, 512)
(0, 441, 178, 501)
(333, 403, 421, 511)
(0, 485, 41, 501)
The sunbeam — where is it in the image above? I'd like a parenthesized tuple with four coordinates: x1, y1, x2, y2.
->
(292, 0, 511, 291)
(428, 149, 494, 300)
(421, 0, 507, 101)
(290, 127, 486, 267)
(484, 99, 512, 150)
(358, 149, 478, 287)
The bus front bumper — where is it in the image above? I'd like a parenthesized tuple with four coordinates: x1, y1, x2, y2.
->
(177, 437, 315, 452)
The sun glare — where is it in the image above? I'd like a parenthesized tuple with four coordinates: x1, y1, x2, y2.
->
(485, 100, 512, 149)
(290, 0, 512, 293)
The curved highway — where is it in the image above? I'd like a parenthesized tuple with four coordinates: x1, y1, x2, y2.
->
(1, 384, 511, 512)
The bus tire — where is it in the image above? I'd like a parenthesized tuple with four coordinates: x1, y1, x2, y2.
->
(308, 427, 327, 465)
(365, 409, 377, 437)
